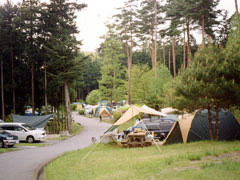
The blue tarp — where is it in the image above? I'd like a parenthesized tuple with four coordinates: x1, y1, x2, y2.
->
(13, 114, 53, 129)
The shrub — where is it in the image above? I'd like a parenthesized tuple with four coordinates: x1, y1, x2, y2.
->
(113, 111, 122, 122)
(71, 104, 77, 111)
(86, 90, 101, 105)
(78, 109, 85, 115)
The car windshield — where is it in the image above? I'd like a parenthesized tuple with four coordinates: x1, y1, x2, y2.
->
(22, 124, 35, 130)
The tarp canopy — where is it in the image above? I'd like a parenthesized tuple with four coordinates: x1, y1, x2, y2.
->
(114, 105, 166, 126)
(105, 105, 166, 133)
(163, 109, 240, 145)
(99, 108, 112, 117)
(13, 114, 53, 129)
(142, 105, 167, 117)
(161, 107, 178, 114)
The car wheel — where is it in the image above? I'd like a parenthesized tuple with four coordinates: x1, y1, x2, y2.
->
(0, 140, 4, 148)
(27, 136, 34, 143)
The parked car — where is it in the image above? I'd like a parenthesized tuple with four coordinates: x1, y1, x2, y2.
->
(0, 123, 46, 143)
(0, 128, 18, 148)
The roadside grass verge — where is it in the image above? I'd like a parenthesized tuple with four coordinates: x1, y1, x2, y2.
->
(47, 122, 83, 141)
(15, 142, 47, 147)
(45, 141, 240, 180)
(0, 147, 17, 153)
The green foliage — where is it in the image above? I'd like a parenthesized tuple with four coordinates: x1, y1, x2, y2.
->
(131, 64, 173, 109)
(99, 27, 126, 103)
(78, 109, 85, 115)
(70, 104, 77, 111)
(86, 90, 101, 105)
(5, 114, 13, 122)
(172, 44, 228, 112)
(113, 111, 122, 122)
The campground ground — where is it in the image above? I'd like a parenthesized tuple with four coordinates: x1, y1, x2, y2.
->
(0, 112, 111, 180)
(46, 141, 240, 180)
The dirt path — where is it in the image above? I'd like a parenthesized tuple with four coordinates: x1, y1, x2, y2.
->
(0, 112, 111, 180)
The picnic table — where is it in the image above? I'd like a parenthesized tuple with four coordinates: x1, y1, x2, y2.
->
(121, 130, 152, 147)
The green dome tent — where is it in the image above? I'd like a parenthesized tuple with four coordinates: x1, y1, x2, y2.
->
(163, 109, 240, 145)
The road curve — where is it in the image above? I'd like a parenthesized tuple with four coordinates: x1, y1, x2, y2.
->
(0, 112, 111, 180)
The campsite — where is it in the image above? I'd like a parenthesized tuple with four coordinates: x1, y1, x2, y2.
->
(0, 0, 240, 180)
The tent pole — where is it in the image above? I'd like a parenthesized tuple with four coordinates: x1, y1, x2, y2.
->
(141, 120, 161, 151)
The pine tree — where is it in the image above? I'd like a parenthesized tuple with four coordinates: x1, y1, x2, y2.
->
(19, 0, 41, 115)
(46, 0, 86, 133)
(137, 0, 163, 71)
(99, 27, 125, 107)
(113, 0, 137, 105)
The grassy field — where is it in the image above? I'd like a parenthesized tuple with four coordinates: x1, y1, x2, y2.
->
(45, 141, 240, 180)
(46, 122, 83, 140)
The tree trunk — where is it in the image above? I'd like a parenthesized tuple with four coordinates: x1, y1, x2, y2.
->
(44, 51, 48, 114)
(113, 60, 117, 103)
(64, 80, 72, 133)
(207, 106, 214, 140)
(215, 105, 220, 141)
(10, 33, 16, 114)
(151, 34, 155, 70)
(201, 14, 205, 48)
(168, 46, 171, 71)
(126, 42, 132, 105)
(235, 0, 239, 17)
(32, 62, 35, 116)
(1, 56, 5, 121)
(171, 37, 176, 79)
(154, 0, 157, 78)
(183, 26, 186, 69)
(129, 18, 133, 105)
(163, 44, 166, 66)
(186, 21, 191, 64)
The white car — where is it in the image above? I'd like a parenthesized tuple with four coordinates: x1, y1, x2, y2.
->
(0, 123, 46, 143)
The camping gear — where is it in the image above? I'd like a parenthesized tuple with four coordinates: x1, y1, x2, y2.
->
(163, 109, 240, 145)
(12, 114, 53, 129)
(121, 129, 152, 147)
(135, 118, 175, 140)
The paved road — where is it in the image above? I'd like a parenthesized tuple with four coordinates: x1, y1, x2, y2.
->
(0, 112, 111, 180)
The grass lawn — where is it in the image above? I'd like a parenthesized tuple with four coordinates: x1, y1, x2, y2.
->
(15, 142, 48, 147)
(45, 141, 240, 180)
(47, 122, 83, 141)
(0, 147, 17, 153)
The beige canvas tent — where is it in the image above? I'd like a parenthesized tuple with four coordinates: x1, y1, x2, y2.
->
(163, 109, 240, 145)
(99, 108, 111, 118)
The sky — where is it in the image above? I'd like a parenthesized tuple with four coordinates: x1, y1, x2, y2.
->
(0, 0, 237, 52)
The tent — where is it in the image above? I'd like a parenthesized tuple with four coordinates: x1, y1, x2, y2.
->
(73, 102, 84, 110)
(13, 114, 53, 129)
(99, 108, 112, 118)
(95, 106, 111, 117)
(163, 109, 240, 145)
(105, 105, 166, 132)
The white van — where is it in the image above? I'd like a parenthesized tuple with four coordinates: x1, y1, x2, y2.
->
(0, 123, 46, 143)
